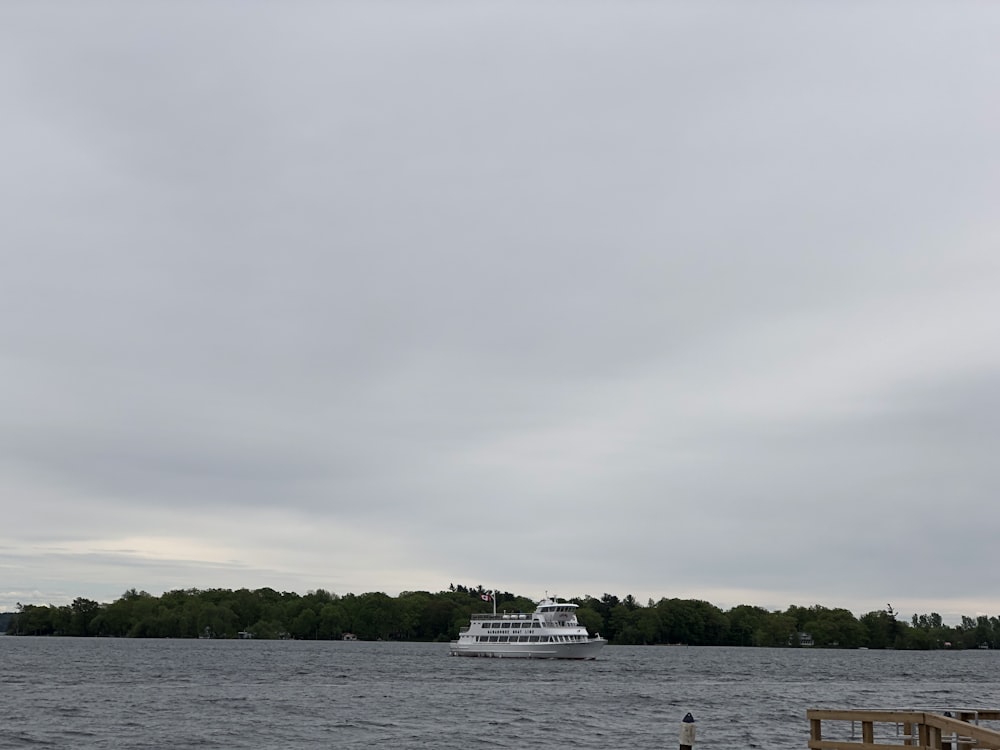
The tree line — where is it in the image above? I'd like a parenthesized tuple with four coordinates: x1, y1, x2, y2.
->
(5, 584, 999, 649)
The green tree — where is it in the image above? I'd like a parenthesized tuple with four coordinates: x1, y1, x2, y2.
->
(68, 598, 102, 636)
(291, 608, 319, 639)
(726, 605, 771, 646)
(574, 605, 605, 639)
(860, 607, 900, 649)
(656, 599, 726, 645)
(755, 612, 796, 647)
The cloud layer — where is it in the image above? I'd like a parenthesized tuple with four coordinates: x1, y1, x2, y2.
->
(3, 1, 1000, 621)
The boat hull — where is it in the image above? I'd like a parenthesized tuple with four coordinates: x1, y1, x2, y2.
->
(449, 638, 607, 660)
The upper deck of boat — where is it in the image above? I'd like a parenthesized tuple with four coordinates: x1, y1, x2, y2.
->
(470, 612, 536, 621)
(470, 603, 579, 622)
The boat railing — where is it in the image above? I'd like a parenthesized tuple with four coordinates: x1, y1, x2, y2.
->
(807, 709, 1000, 750)
(470, 612, 534, 621)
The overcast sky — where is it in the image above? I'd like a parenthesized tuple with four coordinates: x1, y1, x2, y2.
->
(2, 1, 999, 623)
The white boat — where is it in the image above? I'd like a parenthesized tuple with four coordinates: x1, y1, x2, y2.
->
(449, 598, 607, 659)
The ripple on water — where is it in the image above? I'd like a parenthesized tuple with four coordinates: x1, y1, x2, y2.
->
(2, 640, 999, 749)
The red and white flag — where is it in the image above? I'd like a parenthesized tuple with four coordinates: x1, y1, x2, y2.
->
(481, 593, 492, 601)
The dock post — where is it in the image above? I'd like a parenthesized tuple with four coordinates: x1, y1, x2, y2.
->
(679, 712, 696, 750)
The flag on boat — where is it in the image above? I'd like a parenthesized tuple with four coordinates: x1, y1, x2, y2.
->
(481, 593, 492, 601)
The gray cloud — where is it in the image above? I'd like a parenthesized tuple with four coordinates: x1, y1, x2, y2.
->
(2, 1, 999, 620)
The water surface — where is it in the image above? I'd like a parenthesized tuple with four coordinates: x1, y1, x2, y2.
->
(3, 638, 997, 749)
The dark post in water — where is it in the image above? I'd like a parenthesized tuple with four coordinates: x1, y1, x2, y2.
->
(679, 712, 696, 750)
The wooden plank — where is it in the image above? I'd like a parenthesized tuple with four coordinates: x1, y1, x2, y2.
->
(929, 726, 942, 749)
(917, 723, 929, 748)
(809, 741, 930, 750)
(863, 721, 875, 744)
(806, 709, 1000, 750)
(808, 711, 925, 724)
(811, 718, 823, 742)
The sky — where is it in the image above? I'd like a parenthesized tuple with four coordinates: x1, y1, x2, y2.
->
(2, 1, 999, 624)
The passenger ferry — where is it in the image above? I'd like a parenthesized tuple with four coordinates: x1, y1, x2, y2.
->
(449, 597, 607, 659)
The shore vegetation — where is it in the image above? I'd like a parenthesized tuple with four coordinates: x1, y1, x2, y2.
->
(5, 585, 997, 649)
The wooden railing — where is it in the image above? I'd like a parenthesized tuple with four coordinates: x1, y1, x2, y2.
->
(808, 710, 1000, 750)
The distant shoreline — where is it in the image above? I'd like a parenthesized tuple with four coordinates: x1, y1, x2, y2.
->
(4, 588, 996, 649)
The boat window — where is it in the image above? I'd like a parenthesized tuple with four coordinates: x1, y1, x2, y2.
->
(488, 636, 499, 642)
(528, 636, 539, 642)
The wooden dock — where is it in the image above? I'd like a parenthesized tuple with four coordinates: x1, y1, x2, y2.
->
(808, 710, 1000, 750)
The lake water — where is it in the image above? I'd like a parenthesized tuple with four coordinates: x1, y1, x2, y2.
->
(3, 638, 998, 749)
